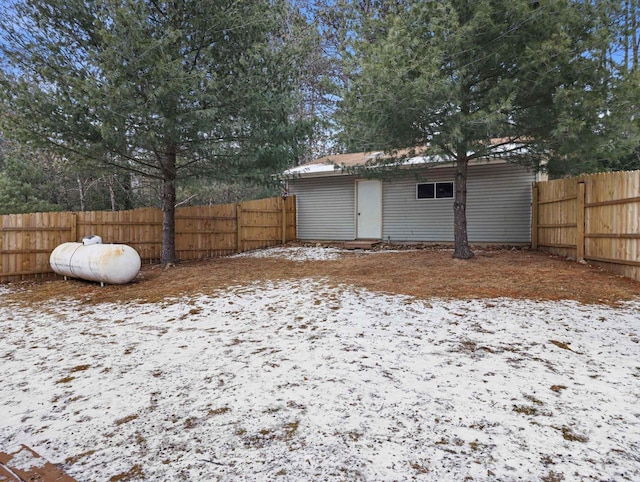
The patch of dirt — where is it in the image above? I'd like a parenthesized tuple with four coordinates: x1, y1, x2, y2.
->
(2, 246, 639, 306)
(109, 464, 144, 482)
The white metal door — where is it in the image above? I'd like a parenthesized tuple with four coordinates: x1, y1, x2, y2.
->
(356, 180, 382, 239)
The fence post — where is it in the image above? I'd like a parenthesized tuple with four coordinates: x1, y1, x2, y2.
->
(531, 183, 538, 249)
(236, 204, 243, 253)
(281, 196, 287, 245)
(576, 180, 585, 262)
(70, 212, 78, 242)
(0, 223, 4, 281)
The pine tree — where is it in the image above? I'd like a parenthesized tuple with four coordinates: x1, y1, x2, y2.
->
(339, 0, 618, 258)
(1, 0, 311, 263)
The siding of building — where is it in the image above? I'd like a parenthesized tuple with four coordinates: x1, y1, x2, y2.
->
(288, 162, 533, 243)
(287, 176, 355, 240)
(382, 169, 455, 242)
(466, 163, 532, 242)
(383, 163, 532, 243)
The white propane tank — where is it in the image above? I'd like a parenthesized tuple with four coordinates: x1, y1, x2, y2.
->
(50, 242, 141, 285)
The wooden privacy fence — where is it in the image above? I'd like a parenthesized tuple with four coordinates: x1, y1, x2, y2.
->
(532, 170, 640, 281)
(0, 195, 296, 283)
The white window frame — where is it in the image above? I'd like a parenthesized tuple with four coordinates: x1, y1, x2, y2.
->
(416, 181, 454, 200)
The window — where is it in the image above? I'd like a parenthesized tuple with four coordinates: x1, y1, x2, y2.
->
(416, 181, 454, 199)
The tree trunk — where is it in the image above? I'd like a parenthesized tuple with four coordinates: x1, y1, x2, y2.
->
(161, 147, 178, 265)
(121, 172, 134, 210)
(107, 174, 117, 211)
(633, 0, 639, 71)
(453, 156, 474, 259)
(624, 0, 630, 72)
(77, 175, 85, 211)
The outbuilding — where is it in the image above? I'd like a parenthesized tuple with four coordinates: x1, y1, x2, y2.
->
(284, 150, 544, 244)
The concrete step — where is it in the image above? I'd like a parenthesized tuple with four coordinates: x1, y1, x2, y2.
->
(343, 240, 380, 250)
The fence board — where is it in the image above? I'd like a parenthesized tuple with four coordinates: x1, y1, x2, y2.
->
(0, 195, 296, 283)
(0, 211, 75, 282)
(533, 170, 640, 281)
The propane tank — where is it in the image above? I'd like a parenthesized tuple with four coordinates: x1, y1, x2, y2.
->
(50, 242, 141, 285)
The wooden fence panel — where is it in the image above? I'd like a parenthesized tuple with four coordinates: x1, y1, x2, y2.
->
(582, 170, 640, 281)
(77, 207, 163, 262)
(534, 170, 640, 281)
(0, 195, 297, 283)
(238, 196, 285, 253)
(533, 177, 579, 259)
(175, 203, 237, 260)
(0, 211, 75, 281)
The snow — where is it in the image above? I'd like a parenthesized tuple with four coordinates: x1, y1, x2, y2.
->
(0, 285, 14, 297)
(234, 246, 411, 261)
(5, 446, 47, 470)
(233, 246, 345, 261)
(282, 155, 446, 176)
(1, 277, 640, 481)
(283, 147, 527, 177)
(284, 162, 343, 176)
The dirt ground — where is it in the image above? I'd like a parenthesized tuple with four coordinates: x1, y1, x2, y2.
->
(3, 245, 639, 306)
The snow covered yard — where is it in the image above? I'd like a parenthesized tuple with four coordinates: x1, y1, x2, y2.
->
(1, 249, 640, 481)
(232, 245, 409, 262)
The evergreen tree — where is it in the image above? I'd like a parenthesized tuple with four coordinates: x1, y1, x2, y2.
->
(0, 0, 311, 263)
(0, 141, 66, 213)
(339, 0, 622, 258)
(0, 139, 135, 213)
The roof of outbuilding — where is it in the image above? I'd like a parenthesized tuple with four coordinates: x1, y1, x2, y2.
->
(284, 142, 527, 179)
(303, 147, 429, 167)
(284, 148, 436, 178)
